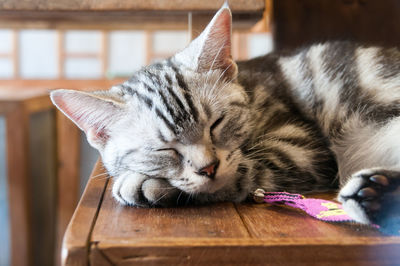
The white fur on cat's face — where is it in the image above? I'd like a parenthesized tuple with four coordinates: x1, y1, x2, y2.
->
(102, 67, 250, 195)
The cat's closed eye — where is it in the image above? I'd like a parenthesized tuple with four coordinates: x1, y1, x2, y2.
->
(156, 148, 183, 160)
(210, 116, 225, 137)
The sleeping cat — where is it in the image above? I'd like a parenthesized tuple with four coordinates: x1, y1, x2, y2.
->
(51, 5, 400, 231)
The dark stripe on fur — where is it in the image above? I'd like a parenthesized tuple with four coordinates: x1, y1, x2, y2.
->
(143, 82, 156, 94)
(167, 60, 199, 122)
(158, 130, 167, 143)
(375, 47, 400, 80)
(122, 84, 153, 109)
(230, 102, 247, 108)
(164, 82, 191, 123)
(155, 108, 177, 135)
(157, 89, 182, 124)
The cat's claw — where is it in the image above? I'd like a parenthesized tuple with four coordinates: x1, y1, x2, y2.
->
(338, 169, 400, 233)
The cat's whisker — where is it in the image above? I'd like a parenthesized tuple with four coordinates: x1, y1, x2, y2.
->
(176, 190, 184, 205)
(209, 60, 234, 94)
(218, 76, 236, 91)
(185, 192, 194, 206)
(152, 190, 173, 205)
(91, 173, 110, 180)
(146, 186, 176, 190)
(91, 172, 109, 178)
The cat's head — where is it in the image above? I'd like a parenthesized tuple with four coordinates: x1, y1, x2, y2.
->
(51, 5, 251, 197)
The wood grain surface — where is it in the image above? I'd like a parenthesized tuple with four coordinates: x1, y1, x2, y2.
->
(63, 161, 400, 265)
(92, 184, 250, 240)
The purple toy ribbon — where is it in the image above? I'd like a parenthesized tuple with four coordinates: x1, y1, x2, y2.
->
(253, 189, 353, 222)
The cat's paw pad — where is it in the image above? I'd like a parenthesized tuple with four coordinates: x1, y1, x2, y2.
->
(339, 169, 400, 226)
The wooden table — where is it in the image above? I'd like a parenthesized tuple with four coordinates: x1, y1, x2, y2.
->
(63, 161, 400, 265)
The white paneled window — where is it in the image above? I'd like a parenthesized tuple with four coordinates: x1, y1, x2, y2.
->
(152, 31, 189, 55)
(248, 33, 273, 59)
(64, 58, 102, 79)
(0, 30, 12, 54)
(63, 30, 102, 79)
(65, 30, 101, 54)
(108, 31, 146, 78)
(19, 30, 58, 79)
(0, 30, 13, 78)
(0, 59, 13, 79)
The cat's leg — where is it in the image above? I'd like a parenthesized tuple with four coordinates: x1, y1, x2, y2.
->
(112, 173, 182, 207)
(334, 118, 400, 231)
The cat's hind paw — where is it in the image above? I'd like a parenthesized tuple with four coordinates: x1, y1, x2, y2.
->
(338, 169, 400, 234)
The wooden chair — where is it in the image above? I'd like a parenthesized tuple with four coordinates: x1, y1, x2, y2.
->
(0, 89, 55, 266)
(0, 80, 125, 266)
(0, 88, 92, 266)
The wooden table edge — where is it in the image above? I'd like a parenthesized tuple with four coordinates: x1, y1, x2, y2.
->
(91, 238, 400, 265)
(61, 160, 109, 266)
(91, 236, 400, 247)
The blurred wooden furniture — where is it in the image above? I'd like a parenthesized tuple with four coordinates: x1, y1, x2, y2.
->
(272, 0, 400, 50)
(0, 89, 54, 266)
(63, 160, 400, 265)
(0, 82, 123, 266)
(0, 0, 264, 31)
(0, 87, 98, 266)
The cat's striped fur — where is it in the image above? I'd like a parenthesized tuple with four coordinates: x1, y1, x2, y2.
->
(51, 5, 400, 230)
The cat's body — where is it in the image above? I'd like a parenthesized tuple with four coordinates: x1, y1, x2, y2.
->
(51, 6, 400, 232)
(238, 42, 400, 190)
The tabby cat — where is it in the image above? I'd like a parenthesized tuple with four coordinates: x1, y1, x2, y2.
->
(51, 5, 400, 231)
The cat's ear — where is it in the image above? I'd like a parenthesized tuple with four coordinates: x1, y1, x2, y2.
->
(175, 3, 237, 79)
(50, 89, 123, 150)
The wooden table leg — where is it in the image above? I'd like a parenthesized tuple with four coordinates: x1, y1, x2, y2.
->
(6, 105, 32, 266)
(55, 112, 81, 266)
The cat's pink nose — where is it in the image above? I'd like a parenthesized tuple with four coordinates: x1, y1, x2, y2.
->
(197, 160, 220, 179)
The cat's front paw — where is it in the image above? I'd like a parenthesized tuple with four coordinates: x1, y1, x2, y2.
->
(338, 169, 400, 233)
(112, 174, 182, 207)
